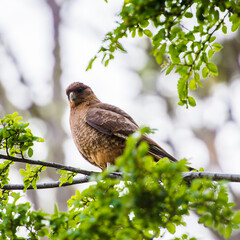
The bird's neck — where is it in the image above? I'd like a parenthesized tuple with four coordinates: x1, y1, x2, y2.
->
(70, 96, 100, 111)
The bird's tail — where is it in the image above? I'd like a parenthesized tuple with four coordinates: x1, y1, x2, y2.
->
(141, 136, 196, 171)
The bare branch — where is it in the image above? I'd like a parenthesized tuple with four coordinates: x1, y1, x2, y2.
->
(0, 153, 97, 176)
(183, 172, 240, 182)
(2, 176, 90, 190)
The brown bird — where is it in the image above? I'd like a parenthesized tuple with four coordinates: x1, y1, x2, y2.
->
(66, 82, 192, 170)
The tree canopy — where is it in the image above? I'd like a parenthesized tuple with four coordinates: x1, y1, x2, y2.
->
(88, 0, 240, 107)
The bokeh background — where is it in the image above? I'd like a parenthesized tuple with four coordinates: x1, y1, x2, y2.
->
(0, 0, 240, 239)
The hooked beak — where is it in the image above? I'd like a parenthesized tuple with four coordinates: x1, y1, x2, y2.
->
(69, 92, 77, 101)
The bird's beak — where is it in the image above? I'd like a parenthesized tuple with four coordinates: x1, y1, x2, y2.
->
(69, 92, 77, 102)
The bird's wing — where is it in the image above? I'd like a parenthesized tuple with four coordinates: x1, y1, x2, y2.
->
(141, 135, 178, 162)
(142, 136, 196, 170)
(86, 103, 195, 168)
(86, 103, 139, 139)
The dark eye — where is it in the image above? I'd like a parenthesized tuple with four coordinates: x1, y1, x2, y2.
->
(76, 87, 85, 94)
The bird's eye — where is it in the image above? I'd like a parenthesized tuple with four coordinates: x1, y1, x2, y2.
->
(76, 88, 84, 94)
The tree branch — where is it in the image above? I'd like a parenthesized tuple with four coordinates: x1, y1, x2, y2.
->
(2, 176, 90, 190)
(0, 153, 98, 176)
(1, 153, 240, 191)
(2, 171, 240, 191)
(183, 172, 240, 182)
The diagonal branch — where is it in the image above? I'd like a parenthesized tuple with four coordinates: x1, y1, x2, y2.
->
(0, 153, 98, 176)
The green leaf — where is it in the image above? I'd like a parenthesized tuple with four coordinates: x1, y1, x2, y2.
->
(212, 43, 223, 52)
(12, 112, 18, 118)
(116, 42, 127, 53)
(138, 28, 143, 37)
(232, 211, 240, 224)
(131, 28, 136, 38)
(209, 36, 216, 43)
(213, 10, 219, 22)
(177, 77, 187, 101)
(171, 27, 181, 35)
(185, 32, 195, 41)
(86, 56, 97, 71)
(185, 12, 193, 18)
(230, 14, 240, 32)
(188, 54, 193, 64)
(194, 72, 200, 81)
(169, 44, 181, 64)
(143, 29, 153, 38)
(38, 228, 49, 237)
(156, 53, 163, 65)
(140, 21, 149, 28)
(19, 169, 27, 176)
(152, 29, 165, 42)
(222, 25, 227, 34)
(104, 59, 110, 67)
(188, 96, 196, 107)
(208, 49, 215, 59)
(225, 225, 232, 239)
(155, 43, 166, 64)
(189, 79, 197, 90)
(201, 67, 208, 79)
(28, 148, 33, 158)
(206, 62, 218, 75)
(166, 64, 174, 75)
(166, 222, 176, 234)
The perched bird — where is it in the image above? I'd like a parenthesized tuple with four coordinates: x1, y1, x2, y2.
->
(66, 82, 193, 170)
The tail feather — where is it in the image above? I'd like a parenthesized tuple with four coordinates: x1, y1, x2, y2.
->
(141, 136, 195, 171)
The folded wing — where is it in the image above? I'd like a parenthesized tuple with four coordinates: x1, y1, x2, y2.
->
(86, 103, 179, 164)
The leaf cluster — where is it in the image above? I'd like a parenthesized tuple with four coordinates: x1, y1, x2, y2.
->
(0, 192, 48, 239)
(0, 112, 44, 157)
(0, 113, 46, 198)
(87, 0, 240, 107)
(0, 113, 82, 193)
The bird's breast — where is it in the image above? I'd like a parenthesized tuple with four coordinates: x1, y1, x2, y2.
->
(69, 108, 125, 168)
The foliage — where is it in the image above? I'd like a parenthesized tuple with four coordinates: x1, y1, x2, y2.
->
(0, 112, 44, 158)
(0, 115, 240, 239)
(0, 113, 45, 194)
(87, 0, 240, 107)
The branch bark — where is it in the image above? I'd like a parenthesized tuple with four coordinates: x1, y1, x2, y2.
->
(2, 176, 90, 190)
(183, 172, 240, 182)
(0, 153, 97, 176)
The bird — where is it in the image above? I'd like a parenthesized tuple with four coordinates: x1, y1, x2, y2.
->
(66, 82, 194, 170)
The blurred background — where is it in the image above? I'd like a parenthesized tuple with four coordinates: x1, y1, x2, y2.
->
(0, 0, 240, 239)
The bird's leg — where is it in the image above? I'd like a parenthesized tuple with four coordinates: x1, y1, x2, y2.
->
(106, 162, 111, 169)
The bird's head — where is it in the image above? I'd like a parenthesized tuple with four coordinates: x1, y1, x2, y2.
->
(66, 82, 99, 108)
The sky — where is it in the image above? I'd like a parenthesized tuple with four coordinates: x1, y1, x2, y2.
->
(0, 0, 240, 239)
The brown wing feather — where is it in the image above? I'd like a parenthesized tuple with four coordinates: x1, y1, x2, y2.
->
(141, 136, 177, 162)
(86, 103, 139, 139)
(86, 103, 195, 170)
